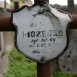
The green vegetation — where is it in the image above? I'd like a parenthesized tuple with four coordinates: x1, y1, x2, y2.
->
(53, 72, 74, 77)
(4, 48, 75, 77)
(4, 48, 37, 77)
(53, 4, 61, 8)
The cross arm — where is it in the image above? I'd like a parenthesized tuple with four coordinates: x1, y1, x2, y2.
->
(0, 14, 77, 31)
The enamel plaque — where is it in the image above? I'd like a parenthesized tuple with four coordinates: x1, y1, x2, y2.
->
(12, 3, 71, 63)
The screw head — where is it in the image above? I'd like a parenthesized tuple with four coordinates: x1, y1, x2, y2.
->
(41, 56, 46, 62)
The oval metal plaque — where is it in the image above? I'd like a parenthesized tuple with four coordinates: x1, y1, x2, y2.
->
(12, 3, 72, 63)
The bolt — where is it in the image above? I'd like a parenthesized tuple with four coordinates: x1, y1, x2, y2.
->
(41, 56, 46, 62)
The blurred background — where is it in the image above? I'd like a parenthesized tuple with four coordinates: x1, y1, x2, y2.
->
(0, 0, 77, 77)
(1, 0, 77, 13)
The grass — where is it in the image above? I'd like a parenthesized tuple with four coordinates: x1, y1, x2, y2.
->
(4, 48, 75, 77)
(4, 48, 37, 77)
(53, 72, 74, 77)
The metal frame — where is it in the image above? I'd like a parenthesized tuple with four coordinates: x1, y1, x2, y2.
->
(0, 0, 77, 77)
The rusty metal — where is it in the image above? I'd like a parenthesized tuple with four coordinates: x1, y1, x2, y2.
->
(37, 61, 52, 77)
(0, 15, 77, 31)
(14, 1, 19, 11)
(35, 0, 51, 77)
(34, 0, 49, 4)
(0, 16, 14, 31)
(69, 14, 77, 29)
(0, 1, 77, 77)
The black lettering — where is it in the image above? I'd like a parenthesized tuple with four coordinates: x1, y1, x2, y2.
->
(29, 45, 34, 47)
(37, 44, 40, 47)
(30, 22, 37, 27)
(42, 31, 46, 37)
(31, 31, 35, 37)
(27, 30, 63, 38)
(31, 39, 38, 44)
(48, 43, 52, 47)
(32, 50, 40, 54)
(41, 38, 47, 42)
(53, 38, 56, 42)
(55, 30, 59, 36)
(53, 30, 56, 36)
(28, 32, 30, 37)
(36, 31, 41, 37)
(49, 30, 52, 36)
(23, 32, 24, 38)
(30, 22, 34, 27)
(41, 43, 46, 47)
(58, 30, 63, 36)
(50, 38, 56, 42)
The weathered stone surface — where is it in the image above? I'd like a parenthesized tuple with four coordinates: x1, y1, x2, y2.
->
(59, 29, 77, 74)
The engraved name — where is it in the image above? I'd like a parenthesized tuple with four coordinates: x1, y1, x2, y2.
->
(23, 30, 63, 38)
